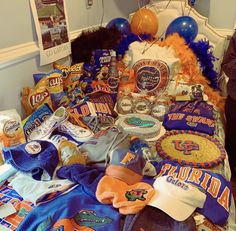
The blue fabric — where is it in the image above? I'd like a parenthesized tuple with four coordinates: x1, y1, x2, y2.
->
(16, 185, 121, 231)
(123, 206, 196, 231)
(3, 140, 59, 181)
(163, 101, 215, 135)
(56, 164, 105, 198)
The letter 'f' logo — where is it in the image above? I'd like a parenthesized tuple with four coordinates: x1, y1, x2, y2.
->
(172, 140, 199, 155)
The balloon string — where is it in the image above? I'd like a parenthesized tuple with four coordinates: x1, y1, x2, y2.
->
(165, 0, 172, 9)
(141, 37, 159, 54)
(100, 0, 104, 26)
(181, 0, 184, 16)
(188, 7, 192, 16)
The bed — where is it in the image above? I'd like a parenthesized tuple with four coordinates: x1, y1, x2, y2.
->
(0, 0, 235, 230)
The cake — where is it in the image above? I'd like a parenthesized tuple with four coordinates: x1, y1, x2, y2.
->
(116, 114, 161, 139)
(156, 130, 226, 168)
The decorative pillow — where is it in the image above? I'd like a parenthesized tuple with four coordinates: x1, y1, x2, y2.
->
(127, 41, 179, 95)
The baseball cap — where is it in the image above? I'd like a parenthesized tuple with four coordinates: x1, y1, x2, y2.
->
(148, 175, 206, 221)
(3, 140, 59, 181)
(106, 148, 146, 185)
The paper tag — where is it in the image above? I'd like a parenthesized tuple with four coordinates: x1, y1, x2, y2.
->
(0, 203, 16, 218)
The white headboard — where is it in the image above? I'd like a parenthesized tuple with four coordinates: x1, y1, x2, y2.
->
(129, 0, 228, 75)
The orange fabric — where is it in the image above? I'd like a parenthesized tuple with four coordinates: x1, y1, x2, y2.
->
(96, 175, 155, 215)
(53, 218, 94, 231)
(105, 164, 143, 185)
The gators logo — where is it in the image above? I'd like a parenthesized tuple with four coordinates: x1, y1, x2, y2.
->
(124, 117, 155, 128)
(133, 59, 169, 93)
(125, 189, 148, 201)
(49, 210, 113, 231)
(74, 210, 112, 227)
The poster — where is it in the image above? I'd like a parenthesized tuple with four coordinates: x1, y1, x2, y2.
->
(30, 0, 71, 65)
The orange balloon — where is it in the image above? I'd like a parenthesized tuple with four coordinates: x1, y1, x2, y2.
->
(130, 8, 158, 36)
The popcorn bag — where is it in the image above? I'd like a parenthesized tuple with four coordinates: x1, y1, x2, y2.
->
(0, 109, 25, 164)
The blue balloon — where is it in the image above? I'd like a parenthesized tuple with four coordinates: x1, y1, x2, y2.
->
(165, 16, 198, 44)
(106, 17, 131, 35)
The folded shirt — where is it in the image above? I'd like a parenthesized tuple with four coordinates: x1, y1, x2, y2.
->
(9, 173, 75, 205)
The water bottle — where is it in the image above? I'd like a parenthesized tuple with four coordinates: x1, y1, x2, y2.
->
(129, 136, 156, 161)
(58, 140, 87, 166)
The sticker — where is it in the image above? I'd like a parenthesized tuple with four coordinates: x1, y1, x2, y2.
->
(25, 141, 42, 155)
(133, 59, 169, 94)
(3, 120, 21, 138)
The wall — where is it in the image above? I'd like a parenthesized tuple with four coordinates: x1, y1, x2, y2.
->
(194, 0, 236, 29)
(0, 0, 148, 116)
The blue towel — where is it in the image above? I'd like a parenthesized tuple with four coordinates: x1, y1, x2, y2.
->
(57, 164, 105, 198)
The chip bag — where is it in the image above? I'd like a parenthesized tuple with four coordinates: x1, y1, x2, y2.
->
(21, 86, 53, 116)
(35, 70, 69, 109)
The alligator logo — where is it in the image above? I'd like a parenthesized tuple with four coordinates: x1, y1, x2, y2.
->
(17, 207, 29, 218)
(73, 210, 113, 228)
(124, 117, 155, 128)
(172, 140, 199, 155)
(40, 210, 113, 231)
(125, 189, 148, 201)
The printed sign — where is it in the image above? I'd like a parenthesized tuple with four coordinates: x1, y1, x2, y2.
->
(30, 0, 71, 65)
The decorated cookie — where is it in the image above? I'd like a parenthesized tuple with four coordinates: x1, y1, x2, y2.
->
(134, 97, 151, 114)
(151, 103, 169, 121)
(117, 95, 134, 114)
(156, 130, 226, 168)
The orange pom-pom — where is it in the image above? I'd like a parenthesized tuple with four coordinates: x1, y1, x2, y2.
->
(130, 8, 158, 36)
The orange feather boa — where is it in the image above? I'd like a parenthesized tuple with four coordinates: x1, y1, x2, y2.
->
(155, 33, 225, 112)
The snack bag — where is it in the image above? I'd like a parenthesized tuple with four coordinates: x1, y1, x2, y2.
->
(0, 109, 25, 164)
(53, 62, 71, 80)
(35, 70, 69, 109)
(33, 69, 63, 85)
(63, 63, 84, 93)
(21, 86, 53, 116)
(22, 103, 53, 141)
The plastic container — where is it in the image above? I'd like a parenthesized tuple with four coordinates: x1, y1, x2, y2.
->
(129, 136, 156, 161)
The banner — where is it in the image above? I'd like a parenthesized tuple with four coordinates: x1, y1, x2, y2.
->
(30, 0, 71, 65)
